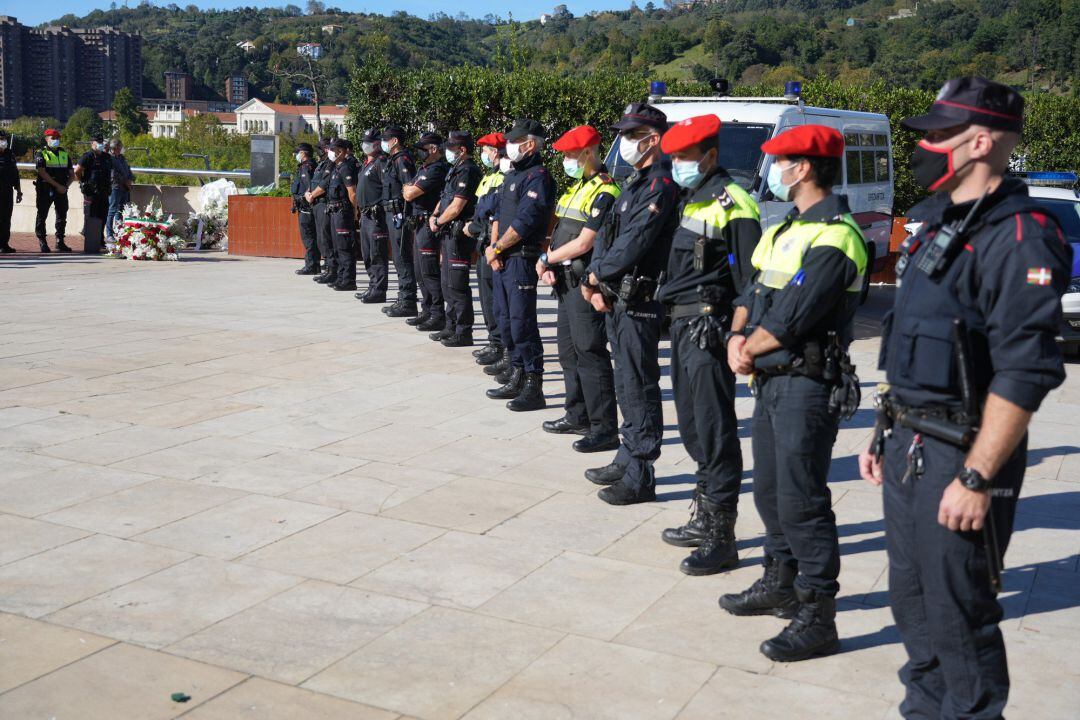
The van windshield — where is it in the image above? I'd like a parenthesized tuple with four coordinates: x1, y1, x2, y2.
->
(605, 122, 773, 190)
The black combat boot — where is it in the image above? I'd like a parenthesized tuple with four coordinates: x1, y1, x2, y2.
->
(0, 243, 14, 254)
(37, 238, 51, 252)
(296, 266, 319, 275)
(406, 311, 431, 327)
(429, 327, 454, 342)
(475, 344, 503, 365)
(360, 292, 386, 304)
(332, 282, 358, 291)
(679, 500, 738, 576)
(572, 432, 620, 453)
(494, 363, 516, 385)
(472, 343, 495, 358)
(585, 462, 625, 485)
(387, 300, 418, 318)
(483, 349, 511, 376)
(314, 272, 335, 284)
(507, 373, 545, 412)
(486, 366, 523, 399)
(55, 239, 72, 252)
(718, 555, 799, 618)
(598, 466, 656, 506)
(417, 316, 445, 332)
(542, 416, 588, 435)
(759, 586, 840, 662)
(442, 333, 473, 348)
(661, 485, 708, 548)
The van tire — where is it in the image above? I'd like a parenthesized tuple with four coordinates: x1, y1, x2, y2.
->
(859, 242, 876, 306)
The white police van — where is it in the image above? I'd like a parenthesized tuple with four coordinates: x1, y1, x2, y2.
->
(605, 81, 894, 301)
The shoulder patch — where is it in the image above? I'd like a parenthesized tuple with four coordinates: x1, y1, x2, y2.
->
(717, 188, 734, 209)
(527, 190, 538, 199)
(598, 173, 613, 184)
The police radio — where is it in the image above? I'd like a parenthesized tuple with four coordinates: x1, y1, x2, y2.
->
(916, 190, 988, 277)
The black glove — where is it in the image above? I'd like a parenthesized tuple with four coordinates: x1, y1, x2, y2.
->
(688, 315, 722, 351)
(829, 367, 862, 420)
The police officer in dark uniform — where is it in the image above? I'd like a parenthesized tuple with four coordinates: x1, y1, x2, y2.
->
(0, 129, 22, 254)
(657, 114, 762, 575)
(34, 128, 73, 253)
(429, 131, 483, 346)
(74, 134, 113, 254)
(405, 131, 451, 333)
(581, 103, 679, 505)
(306, 138, 337, 284)
(356, 128, 390, 303)
(859, 78, 1071, 719)
(541, 125, 620, 451)
(325, 137, 360, 291)
(484, 118, 555, 412)
(291, 142, 320, 275)
(379, 125, 419, 318)
(466, 133, 508, 364)
(721, 125, 867, 662)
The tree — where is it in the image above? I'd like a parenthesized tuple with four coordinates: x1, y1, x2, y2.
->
(113, 87, 150, 137)
(306, 0, 325, 14)
(64, 107, 105, 142)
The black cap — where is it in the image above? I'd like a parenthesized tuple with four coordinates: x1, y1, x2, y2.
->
(380, 124, 406, 141)
(91, 133, 105, 143)
(441, 130, 474, 151)
(902, 77, 1024, 133)
(318, 136, 332, 149)
(295, 142, 314, 154)
(612, 103, 668, 133)
(417, 131, 445, 148)
(505, 118, 547, 143)
(328, 137, 351, 151)
(361, 128, 380, 143)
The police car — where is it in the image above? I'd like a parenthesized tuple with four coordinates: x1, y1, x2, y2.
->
(606, 81, 894, 303)
(1017, 171, 1080, 355)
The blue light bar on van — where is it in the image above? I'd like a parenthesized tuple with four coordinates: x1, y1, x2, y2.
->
(784, 81, 802, 99)
(650, 80, 668, 97)
(1026, 171, 1078, 183)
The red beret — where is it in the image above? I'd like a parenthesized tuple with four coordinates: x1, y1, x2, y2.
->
(476, 132, 506, 148)
(552, 125, 602, 152)
(660, 114, 721, 154)
(44, 128, 61, 137)
(760, 125, 844, 159)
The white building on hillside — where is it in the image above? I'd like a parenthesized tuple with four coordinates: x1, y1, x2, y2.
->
(233, 99, 347, 136)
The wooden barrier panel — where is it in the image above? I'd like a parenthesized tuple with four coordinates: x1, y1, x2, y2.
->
(228, 195, 305, 258)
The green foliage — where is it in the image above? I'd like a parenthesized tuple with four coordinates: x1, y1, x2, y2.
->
(113, 88, 150, 136)
(63, 107, 105, 142)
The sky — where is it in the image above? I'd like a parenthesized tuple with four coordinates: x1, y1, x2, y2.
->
(11, 0, 636, 27)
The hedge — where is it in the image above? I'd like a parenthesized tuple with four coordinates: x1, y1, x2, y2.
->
(346, 65, 1080, 215)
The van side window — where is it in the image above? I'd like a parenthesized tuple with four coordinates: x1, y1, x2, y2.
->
(844, 131, 891, 185)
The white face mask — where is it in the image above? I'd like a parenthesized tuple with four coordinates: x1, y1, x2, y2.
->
(380, 140, 392, 153)
(505, 141, 523, 163)
(0, 140, 8, 150)
(327, 150, 338, 162)
(618, 134, 651, 167)
(499, 157, 512, 174)
(295, 152, 305, 163)
(444, 149, 459, 164)
(362, 142, 376, 155)
(48, 139, 60, 148)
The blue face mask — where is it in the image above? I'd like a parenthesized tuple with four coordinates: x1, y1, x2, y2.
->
(380, 140, 391, 154)
(562, 158, 584, 179)
(445, 149, 459, 164)
(671, 158, 704, 189)
(767, 162, 798, 202)
(481, 153, 494, 169)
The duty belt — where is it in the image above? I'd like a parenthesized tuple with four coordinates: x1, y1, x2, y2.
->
(668, 302, 719, 320)
(879, 395, 976, 449)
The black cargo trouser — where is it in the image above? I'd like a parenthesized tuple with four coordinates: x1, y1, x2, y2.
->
(0, 188, 12, 247)
(298, 207, 320, 271)
(330, 204, 356, 285)
(389, 215, 417, 302)
(751, 373, 840, 596)
(670, 317, 743, 509)
(443, 228, 473, 337)
(35, 185, 68, 241)
(82, 193, 108, 254)
(884, 424, 1022, 720)
(608, 299, 664, 491)
(313, 202, 336, 277)
(477, 242, 502, 345)
(414, 222, 444, 320)
(361, 211, 389, 296)
(556, 282, 616, 435)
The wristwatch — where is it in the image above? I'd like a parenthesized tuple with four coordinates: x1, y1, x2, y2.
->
(958, 467, 991, 492)
(539, 252, 549, 267)
(722, 331, 739, 348)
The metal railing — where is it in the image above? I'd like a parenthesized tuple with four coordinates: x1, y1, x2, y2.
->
(15, 162, 252, 180)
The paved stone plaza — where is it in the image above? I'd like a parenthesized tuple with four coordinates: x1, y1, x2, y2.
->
(0, 252, 1076, 719)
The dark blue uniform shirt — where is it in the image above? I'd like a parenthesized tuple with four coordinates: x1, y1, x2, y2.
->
(439, 158, 483, 220)
(409, 158, 450, 216)
(882, 177, 1072, 412)
(358, 153, 386, 209)
(291, 159, 316, 205)
(327, 156, 359, 204)
(381, 150, 415, 204)
(496, 152, 556, 256)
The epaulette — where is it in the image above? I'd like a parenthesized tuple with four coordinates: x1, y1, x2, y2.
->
(716, 187, 734, 210)
(598, 172, 614, 184)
